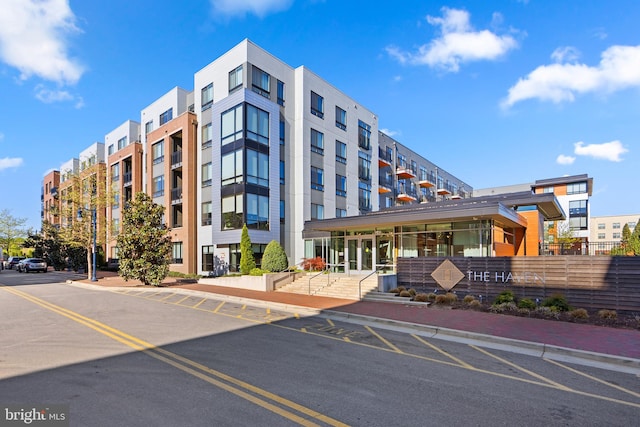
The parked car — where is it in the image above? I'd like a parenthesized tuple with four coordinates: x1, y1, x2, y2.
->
(6, 256, 25, 269)
(17, 258, 48, 273)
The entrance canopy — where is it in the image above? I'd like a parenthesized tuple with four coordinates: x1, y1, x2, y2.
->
(303, 191, 565, 237)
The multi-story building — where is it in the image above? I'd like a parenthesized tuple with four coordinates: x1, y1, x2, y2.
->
(41, 170, 60, 225)
(591, 215, 639, 242)
(41, 40, 479, 275)
(105, 120, 144, 263)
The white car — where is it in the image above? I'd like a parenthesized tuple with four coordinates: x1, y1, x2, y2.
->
(17, 258, 48, 273)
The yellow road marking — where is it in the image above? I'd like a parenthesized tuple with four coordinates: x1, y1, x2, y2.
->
(365, 325, 402, 353)
(412, 334, 474, 369)
(545, 358, 640, 398)
(192, 298, 207, 309)
(470, 345, 573, 391)
(326, 319, 334, 327)
(160, 292, 176, 301)
(102, 287, 640, 409)
(175, 295, 191, 305)
(1, 286, 349, 427)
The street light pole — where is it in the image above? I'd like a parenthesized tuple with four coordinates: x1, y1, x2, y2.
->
(91, 207, 97, 282)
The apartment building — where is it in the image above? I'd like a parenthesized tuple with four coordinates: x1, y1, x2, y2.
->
(41, 169, 60, 224)
(105, 120, 144, 262)
(41, 40, 477, 275)
(591, 214, 639, 242)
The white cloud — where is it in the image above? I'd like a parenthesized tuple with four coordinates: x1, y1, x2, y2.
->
(0, 0, 84, 85)
(574, 140, 628, 162)
(0, 157, 23, 171)
(386, 7, 518, 72)
(210, 0, 293, 17)
(380, 128, 400, 137)
(502, 44, 640, 108)
(556, 154, 576, 165)
(34, 85, 84, 108)
(551, 46, 580, 63)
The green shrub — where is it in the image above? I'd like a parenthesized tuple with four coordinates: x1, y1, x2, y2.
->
(414, 293, 429, 302)
(490, 302, 518, 313)
(397, 286, 406, 292)
(463, 295, 476, 304)
(597, 309, 617, 320)
(399, 290, 412, 297)
(434, 294, 447, 304)
(493, 290, 515, 305)
(517, 298, 536, 310)
(388, 288, 400, 294)
(569, 308, 589, 320)
(249, 268, 268, 276)
(542, 293, 570, 312)
(535, 306, 561, 319)
(261, 240, 289, 272)
(444, 292, 458, 304)
(468, 300, 482, 309)
(408, 288, 417, 297)
(427, 293, 437, 302)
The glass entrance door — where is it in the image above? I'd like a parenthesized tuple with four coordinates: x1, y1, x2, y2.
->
(347, 238, 374, 272)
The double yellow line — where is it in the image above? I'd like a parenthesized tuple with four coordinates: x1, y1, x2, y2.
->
(0, 285, 348, 427)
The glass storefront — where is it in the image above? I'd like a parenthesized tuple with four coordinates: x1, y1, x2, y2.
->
(304, 221, 494, 272)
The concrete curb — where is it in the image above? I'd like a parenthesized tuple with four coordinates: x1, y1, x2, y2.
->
(69, 280, 640, 375)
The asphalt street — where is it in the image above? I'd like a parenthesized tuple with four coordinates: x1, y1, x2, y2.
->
(1, 271, 639, 426)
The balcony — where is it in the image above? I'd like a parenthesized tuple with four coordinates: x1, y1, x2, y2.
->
(396, 193, 417, 202)
(378, 148, 392, 167)
(437, 188, 451, 196)
(123, 172, 132, 186)
(171, 150, 183, 169)
(171, 187, 182, 204)
(396, 168, 416, 179)
(419, 180, 434, 188)
(378, 176, 393, 193)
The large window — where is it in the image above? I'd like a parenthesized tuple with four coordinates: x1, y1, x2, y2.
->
(202, 202, 212, 226)
(201, 122, 212, 148)
(277, 80, 285, 106)
(246, 104, 269, 145)
(145, 120, 153, 134)
(335, 106, 347, 130)
(567, 181, 587, 195)
(172, 242, 183, 264)
(247, 193, 269, 230)
(152, 141, 164, 164)
(310, 129, 324, 155)
(569, 200, 588, 230)
(336, 208, 347, 218)
(222, 194, 243, 230)
(359, 182, 371, 211)
(152, 175, 164, 198)
(221, 150, 243, 186)
(221, 104, 243, 145)
(336, 140, 347, 164)
(117, 136, 127, 150)
(229, 65, 243, 92)
(336, 174, 347, 197)
(280, 160, 285, 185)
(311, 91, 324, 118)
(202, 162, 212, 187)
(111, 163, 120, 181)
(311, 166, 324, 191)
(159, 108, 173, 126)
(279, 120, 285, 145)
(311, 203, 324, 220)
(252, 66, 270, 98)
(358, 151, 371, 181)
(201, 83, 213, 110)
(358, 120, 371, 150)
(247, 149, 269, 187)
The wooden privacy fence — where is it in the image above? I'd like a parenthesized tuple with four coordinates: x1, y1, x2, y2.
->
(397, 256, 640, 312)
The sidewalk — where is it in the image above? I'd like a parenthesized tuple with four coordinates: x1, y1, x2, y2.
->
(80, 272, 640, 364)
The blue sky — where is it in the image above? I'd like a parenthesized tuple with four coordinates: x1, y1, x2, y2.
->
(1, 0, 639, 230)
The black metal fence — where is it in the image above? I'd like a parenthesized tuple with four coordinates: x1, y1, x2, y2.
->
(542, 241, 634, 256)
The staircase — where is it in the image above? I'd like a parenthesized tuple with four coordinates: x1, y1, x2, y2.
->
(275, 273, 379, 300)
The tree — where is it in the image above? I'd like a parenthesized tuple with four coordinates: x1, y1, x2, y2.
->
(261, 240, 288, 272)
(117, 192, 172, 286)
(239, 224, 255, 274)
(0, 209, 28, 256)
(22, 221, 67, 270)
(629, 217, 640, 256)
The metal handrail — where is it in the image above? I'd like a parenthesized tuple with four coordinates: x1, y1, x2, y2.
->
(358, 263, 390, 300)
(308, 265, 331, 295)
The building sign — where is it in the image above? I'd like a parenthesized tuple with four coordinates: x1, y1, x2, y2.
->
(431, 260, 546, 290)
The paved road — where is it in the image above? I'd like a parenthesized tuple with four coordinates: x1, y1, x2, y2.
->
(1, 271, 639, 426)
